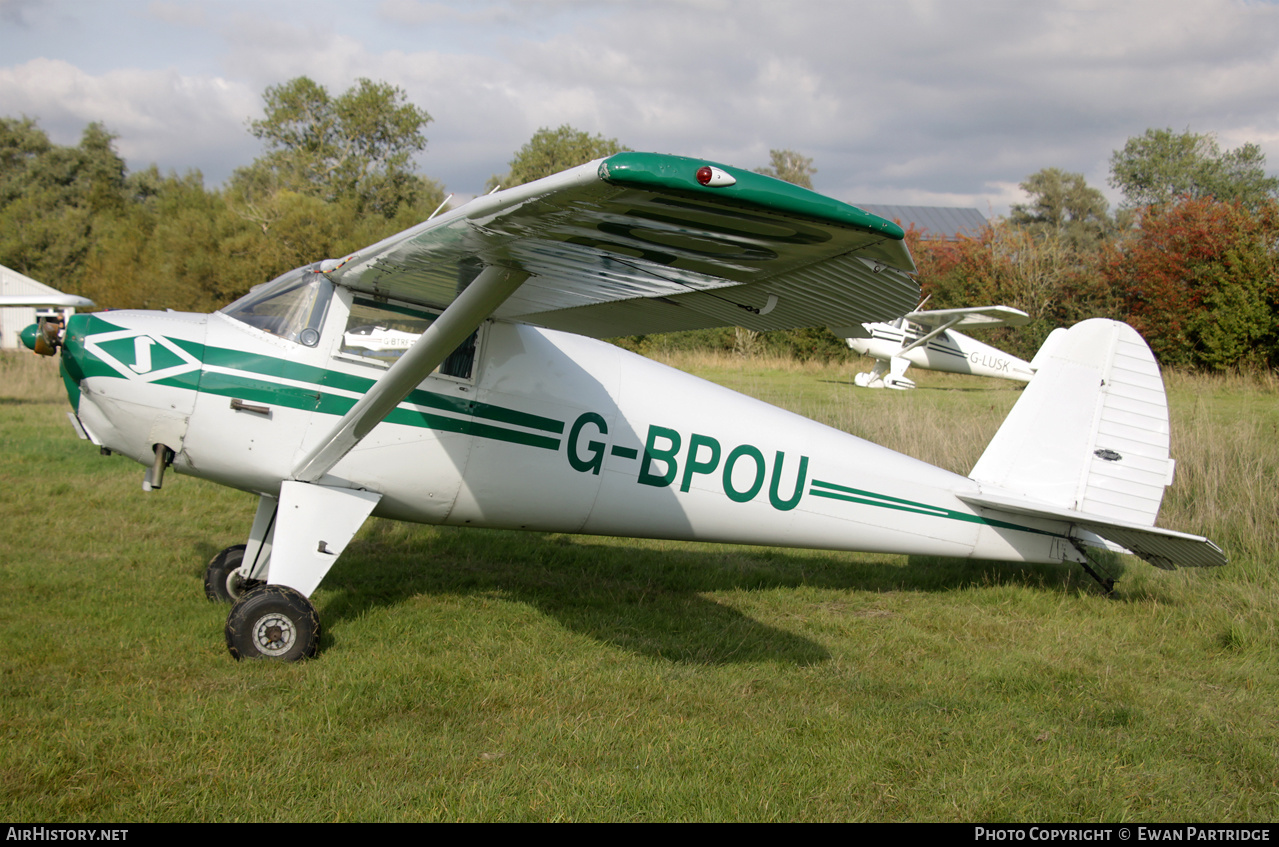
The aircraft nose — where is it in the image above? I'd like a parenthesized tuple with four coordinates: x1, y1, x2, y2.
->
(59, 313, 92, 411)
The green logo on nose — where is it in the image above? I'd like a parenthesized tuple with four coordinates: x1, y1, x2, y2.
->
(81, 327, 202, 383)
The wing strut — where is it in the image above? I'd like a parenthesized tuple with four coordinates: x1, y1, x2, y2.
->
(291, 264, 531, 483)
(897, 315, 966, 356)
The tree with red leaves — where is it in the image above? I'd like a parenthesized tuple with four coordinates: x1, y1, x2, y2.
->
(1104, 197, 1279, 369)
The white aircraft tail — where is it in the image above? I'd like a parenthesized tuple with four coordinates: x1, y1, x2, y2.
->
(963, 319, 1225, 569)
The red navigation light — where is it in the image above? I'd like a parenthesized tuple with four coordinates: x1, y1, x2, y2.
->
(694, 165, 736, 188)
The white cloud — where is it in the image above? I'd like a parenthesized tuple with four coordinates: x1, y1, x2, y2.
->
(0, 59, 260, 181)
(147, 0, 206, 27)
(1, 0, 1276, 213)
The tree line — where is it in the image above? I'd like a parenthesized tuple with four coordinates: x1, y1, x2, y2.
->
(2, 76, 1276, 370)
(916, 128, 1279, 369)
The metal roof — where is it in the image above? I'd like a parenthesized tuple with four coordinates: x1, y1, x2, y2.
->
(857, 205, 988, 241)
(1, 264, 63, 297)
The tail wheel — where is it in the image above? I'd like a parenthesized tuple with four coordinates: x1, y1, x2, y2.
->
(225, 585, 320, 661)
(204, 544, 262, 602)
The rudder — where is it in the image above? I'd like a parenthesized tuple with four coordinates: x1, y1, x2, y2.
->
(969, 319, 1175, 527)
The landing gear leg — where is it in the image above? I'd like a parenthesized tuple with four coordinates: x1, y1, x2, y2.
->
(1070, 539, 1116, 595)
(219, 481, 383, 661)
(1078, 560, 1116, 595)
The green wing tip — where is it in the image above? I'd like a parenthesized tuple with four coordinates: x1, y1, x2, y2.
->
(598, 152, 905, 240)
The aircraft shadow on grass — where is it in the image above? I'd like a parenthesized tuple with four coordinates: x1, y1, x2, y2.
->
(191, 524, 1123, 667)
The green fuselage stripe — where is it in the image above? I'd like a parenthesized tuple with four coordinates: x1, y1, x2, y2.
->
(196, 343, 563, 434)
(195, 345, 564, 449)
(197, 373, 563, 450)
(809, 479, 1062, 538)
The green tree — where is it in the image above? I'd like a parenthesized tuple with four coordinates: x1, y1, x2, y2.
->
(83, 167, 236, 311)
(754, 149, 816, 189)
(237, 76, 440, 217)
(488, 125, 628, 190)
(0, 119, 127, 287)
(1010, 167, 1110, 248)
(1109, 128, 1279, 211)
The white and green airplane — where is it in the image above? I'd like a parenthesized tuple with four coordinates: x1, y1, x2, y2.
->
(29, 153, 1224, 661)
(843, 305, 1035, 390)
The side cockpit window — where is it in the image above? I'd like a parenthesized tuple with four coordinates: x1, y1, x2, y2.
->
(340, 296, 476, 380)
(221, 266, 333, 347)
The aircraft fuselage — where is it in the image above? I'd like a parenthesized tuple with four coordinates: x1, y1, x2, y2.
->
(61, 296, 1077, 572)
(850, 323, 1034, 382)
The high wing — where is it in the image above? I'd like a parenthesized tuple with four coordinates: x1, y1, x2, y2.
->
(293, 152, 921, 483)
(904, 305, 1030, 329)
(876, 305, 1029, 360)
(829, 306, 1030, 354)
(323, 152, 919, 337)
(828, 303, 1028, 363)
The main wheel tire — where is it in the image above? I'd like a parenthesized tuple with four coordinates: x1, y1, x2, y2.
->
(225, 585, 320, 661)
(204, 544, 253, 603)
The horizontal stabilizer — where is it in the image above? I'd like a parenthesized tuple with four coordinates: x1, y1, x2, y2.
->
(958, 491, 1227, 569)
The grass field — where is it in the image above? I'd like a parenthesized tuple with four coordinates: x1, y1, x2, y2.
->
(1, 350, 1276, 822)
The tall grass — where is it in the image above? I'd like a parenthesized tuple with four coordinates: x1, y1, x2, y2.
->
(1161, 369, 1279, 568)
(2, 350, 1277, 822)
(651, 348, 1019, 472)
(0, 351, 63, 402)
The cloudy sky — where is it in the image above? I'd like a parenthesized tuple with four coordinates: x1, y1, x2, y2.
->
(2, 0, 1277, 217)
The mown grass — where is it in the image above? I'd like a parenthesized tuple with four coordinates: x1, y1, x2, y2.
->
(1, 351, 1276, 822)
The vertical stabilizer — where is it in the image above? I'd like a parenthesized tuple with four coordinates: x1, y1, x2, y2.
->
(969, 320, 1174, 526)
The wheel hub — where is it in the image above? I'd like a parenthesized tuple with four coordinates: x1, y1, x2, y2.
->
(253, 613, 296, 656)
(224, 569, 247, 601)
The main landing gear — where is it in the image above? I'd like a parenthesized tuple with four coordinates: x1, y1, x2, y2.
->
(203, 544, 259, 602)
(224, 585, 321, 661)
(204, 544, 317, 661)
(206, 482, 383, 661)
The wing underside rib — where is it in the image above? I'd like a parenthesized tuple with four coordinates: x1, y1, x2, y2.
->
(325, 154, 921, 337)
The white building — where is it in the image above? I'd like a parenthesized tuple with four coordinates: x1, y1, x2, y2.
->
(0, 265, 93, 349)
